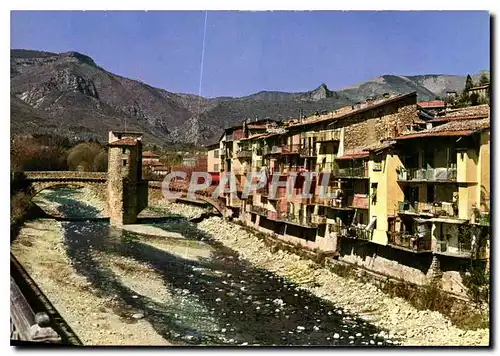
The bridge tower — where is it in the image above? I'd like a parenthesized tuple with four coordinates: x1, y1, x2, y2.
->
(107, 131, 144, 226)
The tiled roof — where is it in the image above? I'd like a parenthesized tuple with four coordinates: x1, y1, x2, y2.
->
(152, 166, 170, 171)
(468, 85, 489, 91)
(396, 117, 490, 140)
(438, 105, 489, 118)
(289, 92, 417, 129)
(239, 133, 267, 141)
(417, 100, 446, 109)
(430, 113, 489, 123)
(363, 140, 397, 153)
(142, 151, 160, 158)
(109, 138, 138, 146)
(336, 151, 369, 160)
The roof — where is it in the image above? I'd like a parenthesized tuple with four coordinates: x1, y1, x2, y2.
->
(108, 138, 139, 146)
(289, 92, 417, 129)
(142, 151, 160, 158)
(430, 105, 490, 123)
(430, 113, 489, 124)
(205, 142, 220, 150)
(239, 133, 267, 142)
(438, 104, 489, 118)
(336, 151, 369, 160)
(363, 140, 397, 153)
(110, 130, 143, 136)
(152, 166, 170, 171)
(467, 85, 489, 91)
(247, 123, 268, 130)
(417, 100, 446, 109)
(396, 117, 490, 140)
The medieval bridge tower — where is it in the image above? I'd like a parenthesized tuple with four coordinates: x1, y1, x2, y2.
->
(107, 131, 147, 226)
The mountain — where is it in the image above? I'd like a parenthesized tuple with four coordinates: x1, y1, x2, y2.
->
(10, 49, 489, 146)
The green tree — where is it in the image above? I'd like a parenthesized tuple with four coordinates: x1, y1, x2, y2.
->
(465, 74, 474, 91)
(93, 150, 108, 172)
(478, 73, 490, 86)
(67, 142, 103, 171)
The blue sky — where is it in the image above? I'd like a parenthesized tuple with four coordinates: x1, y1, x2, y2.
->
(11, 11, 490, 98)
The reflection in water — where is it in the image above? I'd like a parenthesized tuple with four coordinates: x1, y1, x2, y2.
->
(37, 188, 388, 346)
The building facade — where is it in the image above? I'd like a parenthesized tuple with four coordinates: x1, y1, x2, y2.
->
(209, 93, 490, 292)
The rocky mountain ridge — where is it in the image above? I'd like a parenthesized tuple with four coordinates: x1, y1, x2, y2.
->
(11, 49, 489, 146)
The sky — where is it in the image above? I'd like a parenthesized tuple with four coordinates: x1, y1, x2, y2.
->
(11, 11, 490, 98)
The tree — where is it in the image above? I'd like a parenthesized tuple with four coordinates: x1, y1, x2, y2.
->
(93, 150, 108, 172)
(478, 73, 490, 86)
(66, 142, 104, 171)
(465, 74, 474, 91)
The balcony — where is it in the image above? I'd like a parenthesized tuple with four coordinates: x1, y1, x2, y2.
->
(249, 205, 268, 216)
(397, 167, 457, 182)
(236, 149, 253, 159)
(316, 164, 368, 178)
(281, 144, 301, 155)
(351, 194, 369, 209)
(316, 130, 341, 142)
(262, 145, 285, 156)
(299, 146, 318, 157)
(397, 201, 457, 218)
(388, 232, 432, 252)
(347, 226, 372, 240)
(311, 215, 327, 225)
(267, 211, 279, 221)
(434, 240, 473, 258)
(278, 212, 315, 228)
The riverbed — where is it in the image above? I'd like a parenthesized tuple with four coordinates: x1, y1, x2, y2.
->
(11, 187, 489, 346)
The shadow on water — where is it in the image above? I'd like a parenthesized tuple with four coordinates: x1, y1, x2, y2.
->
(40, 188, 390, 346)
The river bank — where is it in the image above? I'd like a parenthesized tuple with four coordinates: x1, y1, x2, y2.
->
(158, 201, 489, 346)
(11, 190, 489, 346)
(11, 218, 171, 346)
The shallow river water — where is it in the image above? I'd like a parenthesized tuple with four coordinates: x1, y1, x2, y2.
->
(29, 188, 389, 346)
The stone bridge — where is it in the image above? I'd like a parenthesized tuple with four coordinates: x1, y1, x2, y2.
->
(21, 171, 232, 221)
(22, 171, 108, 198)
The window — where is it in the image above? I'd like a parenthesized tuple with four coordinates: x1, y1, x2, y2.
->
(214, 163, 219, 172)
(122, 148, 127, 154)
(123, 159, 127, 167)
(214, 149, 219, 159)
(427, 185, 435, 203)
(373, 155, 382, 171)
(371, 183, 378, 204)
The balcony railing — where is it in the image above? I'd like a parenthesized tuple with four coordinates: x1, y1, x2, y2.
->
(333, 167, 368, 178)
(278, 212, 314, 228)
(435, 240, 472, 257)
(397, 201, 457, 217)
(316, 164, 368, 178)
(236, 149, 253, 159)
(397, 167, 457, 182)
(316, 130, 341, 142)
(388, 232, 432, 252)
(249, 205, 268, 216)
(347, 226, 372, 240)
(299, 146, 318, 157)
(311, 215, 327, 225)
(281, 144, 301, 155)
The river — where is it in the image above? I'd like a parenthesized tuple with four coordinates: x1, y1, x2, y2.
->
(13, 187, 389, 346)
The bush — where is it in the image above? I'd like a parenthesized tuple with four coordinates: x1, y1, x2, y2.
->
(67, 142, 107, 172)
(11, 136, 68, 172)
(11, 191, 32, 225)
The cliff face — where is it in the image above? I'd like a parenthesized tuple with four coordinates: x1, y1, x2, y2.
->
(11, 49, 489, 145)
